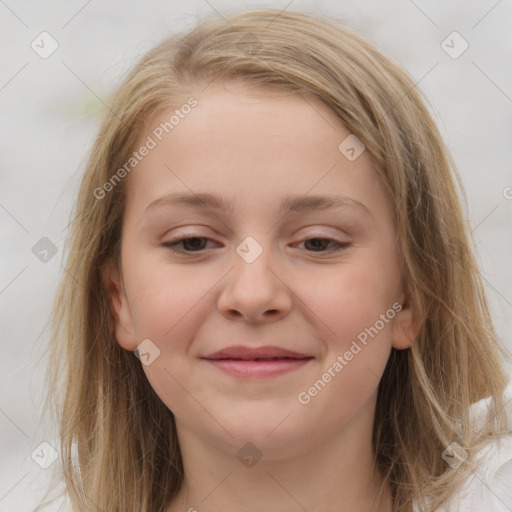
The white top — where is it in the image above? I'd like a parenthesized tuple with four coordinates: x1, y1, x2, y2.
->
(413, 380, 512, 511)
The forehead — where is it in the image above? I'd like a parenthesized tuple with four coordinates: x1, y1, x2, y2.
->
(122, 81, 391, 223)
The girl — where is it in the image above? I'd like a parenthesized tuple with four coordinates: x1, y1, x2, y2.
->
(39, 8, 512, 512)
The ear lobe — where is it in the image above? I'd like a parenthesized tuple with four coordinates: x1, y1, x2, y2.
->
(101, 262, 138, 351)
(391, 291, 423, 350)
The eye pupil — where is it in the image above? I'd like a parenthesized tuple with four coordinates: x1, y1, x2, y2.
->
(164, 235, 348, 256)
(305, 238, 329, 251)
(183, 237, 206, 251)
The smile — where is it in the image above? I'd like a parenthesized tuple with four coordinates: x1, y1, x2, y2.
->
(202, 356, 314, 378)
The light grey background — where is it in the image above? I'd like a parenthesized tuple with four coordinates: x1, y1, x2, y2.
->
(1, 1, 511, 510)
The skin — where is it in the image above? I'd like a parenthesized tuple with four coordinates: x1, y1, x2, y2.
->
(104, 81, 421, 512)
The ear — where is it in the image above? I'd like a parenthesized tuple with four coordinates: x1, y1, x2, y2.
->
(391, 289, 423, 350)
(102, 262, 138, 351)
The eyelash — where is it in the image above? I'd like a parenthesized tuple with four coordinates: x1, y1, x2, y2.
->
(161, 236, 350, 255)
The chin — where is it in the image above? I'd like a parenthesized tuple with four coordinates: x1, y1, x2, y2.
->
(204, 409, 312, 458)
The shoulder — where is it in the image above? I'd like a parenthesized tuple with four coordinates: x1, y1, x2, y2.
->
(415, 380, 512, 512)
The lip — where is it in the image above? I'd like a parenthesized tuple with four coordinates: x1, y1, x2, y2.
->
(204, 345, 311, 360)
(201, 345, 314, 378)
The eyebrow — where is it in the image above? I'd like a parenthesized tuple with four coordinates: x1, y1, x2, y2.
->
(144, 192, 372, 218)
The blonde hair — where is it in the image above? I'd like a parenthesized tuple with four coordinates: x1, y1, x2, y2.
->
(38, 8, 511, 512)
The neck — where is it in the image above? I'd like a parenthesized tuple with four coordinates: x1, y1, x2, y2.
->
(166, 399, 393, 512)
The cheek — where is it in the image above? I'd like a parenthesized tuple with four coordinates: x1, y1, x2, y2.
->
(298, 257, 399, 346)
(296, 265, 395, 421)
(123, 243, 213, 340)
(297, 344, 390, 434)
(140, 360, 207, 428)
(300, 260, 398, 415)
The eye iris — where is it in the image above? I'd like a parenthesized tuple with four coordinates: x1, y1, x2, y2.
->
(165, 235, 346, 255)
(305, 238, 330, 251)
(182, 237, 206, 251)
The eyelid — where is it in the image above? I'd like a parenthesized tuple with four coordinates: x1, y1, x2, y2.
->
(163, 227, 350, 243)
(161, 231, 351, 257)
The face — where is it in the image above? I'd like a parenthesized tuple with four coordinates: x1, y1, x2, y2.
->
(105, 81, 419, 458)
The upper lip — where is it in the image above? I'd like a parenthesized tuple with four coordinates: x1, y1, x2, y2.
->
(202, 345, 312, 360)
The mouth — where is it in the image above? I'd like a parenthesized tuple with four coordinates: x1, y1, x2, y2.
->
(202, 357, 314, 378)
(201, 345, 314, 378)
(212, 356, 310, 361)
(203, 345, 312, 360)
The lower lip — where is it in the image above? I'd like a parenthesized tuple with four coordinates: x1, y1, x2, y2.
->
(203, 358, 313, 378)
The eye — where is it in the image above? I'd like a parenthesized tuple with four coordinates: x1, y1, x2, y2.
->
(161, 235, 350, 255)
(161, 236, 218, 254)
(297, 237, 350, 253)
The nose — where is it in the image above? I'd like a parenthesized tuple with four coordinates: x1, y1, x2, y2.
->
(217, 235, 293, 323)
